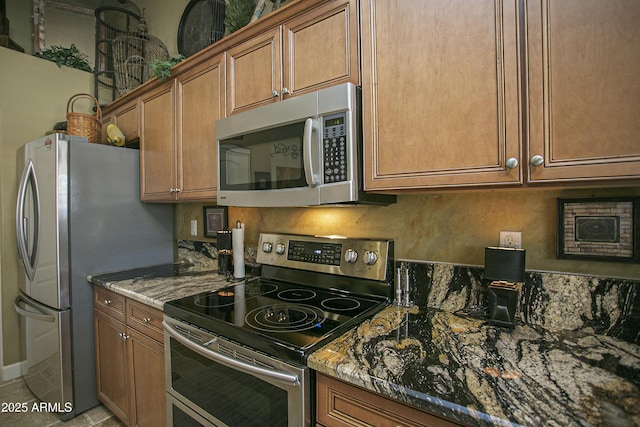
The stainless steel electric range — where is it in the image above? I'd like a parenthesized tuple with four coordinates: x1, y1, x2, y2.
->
(163, 233, 393, 427)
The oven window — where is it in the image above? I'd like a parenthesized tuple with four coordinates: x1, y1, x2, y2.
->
(170, 337, 289, 427)
(219, 121, 307, 191)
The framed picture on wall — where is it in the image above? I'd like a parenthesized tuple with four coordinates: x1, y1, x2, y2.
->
(557, 198, 639, 263)
(203, 206, 228, 238)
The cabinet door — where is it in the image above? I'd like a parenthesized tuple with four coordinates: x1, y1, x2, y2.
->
(361, 0, 522, 190)
(140, 81, 177, 201)
(94, 310, 130, 425)
(283, 0, 359, 97)
(128, 327, 165, 427)
(176, 55, 225, 201)
(114, 100, 140, 143)
(227, 28, 282, 115)
(526, 0, 640, 183)
(317, 374, 460, 427)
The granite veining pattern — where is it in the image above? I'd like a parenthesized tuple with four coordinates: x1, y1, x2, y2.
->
(401, 262, 640, 345)
(308, 305, 640, 426)
(88, 241, 257, 309)
(87, 263, 237, 310)
(309, 260, 640, 426)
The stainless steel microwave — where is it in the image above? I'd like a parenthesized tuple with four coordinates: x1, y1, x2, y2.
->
(216, 83, 395, 207)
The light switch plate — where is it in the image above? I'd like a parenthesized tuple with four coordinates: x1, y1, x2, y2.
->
(190, 220, 198, 236)
(500, 231, 522, 248)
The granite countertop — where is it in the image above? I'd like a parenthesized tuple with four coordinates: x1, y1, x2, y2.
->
(307, 305, 640, 427)
(87, 263, 238, 310)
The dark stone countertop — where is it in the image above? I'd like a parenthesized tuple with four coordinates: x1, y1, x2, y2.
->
(307, 305, 640, 427)
(87, 263, 239, 310)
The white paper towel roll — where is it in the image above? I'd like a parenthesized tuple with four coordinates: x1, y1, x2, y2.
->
(232, 223, 245, 278)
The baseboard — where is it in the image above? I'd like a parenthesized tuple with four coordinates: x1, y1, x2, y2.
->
(1, 361, 24, 381)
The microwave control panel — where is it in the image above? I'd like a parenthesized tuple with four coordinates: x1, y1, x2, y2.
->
(322, 113, 347, 183)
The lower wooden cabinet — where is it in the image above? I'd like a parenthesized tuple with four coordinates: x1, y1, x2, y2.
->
(316, 373, 462, 427)
(94, 286, 166, 427)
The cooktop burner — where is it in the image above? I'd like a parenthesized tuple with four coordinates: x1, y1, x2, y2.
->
(245, 304, 325, 332)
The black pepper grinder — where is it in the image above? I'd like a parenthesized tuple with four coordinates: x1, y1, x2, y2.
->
(216, 230, 233, 277)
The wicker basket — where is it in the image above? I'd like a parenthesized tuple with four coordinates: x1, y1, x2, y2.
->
(66, 93, 102, 144)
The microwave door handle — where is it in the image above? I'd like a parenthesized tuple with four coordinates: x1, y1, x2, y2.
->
(163, 321, 300, 387)
(303, 118, 319, 187)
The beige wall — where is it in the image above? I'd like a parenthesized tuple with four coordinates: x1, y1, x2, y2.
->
(0, 47, 92, 366)
(6, 0, 190, 60)
(176, 186, 640, 280)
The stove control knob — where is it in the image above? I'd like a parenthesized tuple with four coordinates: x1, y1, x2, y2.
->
(364, 250, 378, 265)
(262, 242, 273, 253)
(275, 243, 286, 255)
(344, 248, 358, 263)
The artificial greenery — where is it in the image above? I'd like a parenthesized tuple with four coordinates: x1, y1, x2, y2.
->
(150, 55, 185, 81)
(35, 44, 93, 72)
(225, 0, 257, 35)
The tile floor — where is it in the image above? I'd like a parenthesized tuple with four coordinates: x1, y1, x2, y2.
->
(0, 377, 125, 427)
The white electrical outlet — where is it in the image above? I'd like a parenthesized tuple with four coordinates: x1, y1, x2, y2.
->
(499, 231, 522, 248)
(190, 220, 198, 236)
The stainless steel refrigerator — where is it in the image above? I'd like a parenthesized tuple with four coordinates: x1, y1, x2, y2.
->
(14, 134, 174, 419)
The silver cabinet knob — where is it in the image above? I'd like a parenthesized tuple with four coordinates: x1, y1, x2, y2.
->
(282, 87, 290, 95)
(104, 299, 111, 305)
(142, 317, 151, 323)
(530, 155, 544, 167)
(271, 90, 279, 98)
(118, 332, 129, 341)
(506, 157, 519, 169)
(344, 248, 358, 263)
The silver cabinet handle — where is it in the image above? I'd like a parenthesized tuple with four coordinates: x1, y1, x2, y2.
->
(169, 188, 182, 193)
(530, 155, 544, 167)
(118, 332, 130, 341)
(506, 157, 519, 169)
(271, 90, 279, 98)
(104, 299, 112, 305)
(281, 87, 290, 96)
(142, 317, 151, 323)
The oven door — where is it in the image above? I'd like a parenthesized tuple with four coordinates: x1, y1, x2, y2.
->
(163, 316, 310, 427)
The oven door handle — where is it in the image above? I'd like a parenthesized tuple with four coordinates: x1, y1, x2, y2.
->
(163, 320, 301, 387)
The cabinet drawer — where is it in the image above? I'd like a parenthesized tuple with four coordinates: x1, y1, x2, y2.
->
(126, 299, 163, 343)
(94, 287, 125, 322)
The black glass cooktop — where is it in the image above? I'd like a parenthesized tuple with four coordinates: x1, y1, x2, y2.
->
(164, 278, 387, 364)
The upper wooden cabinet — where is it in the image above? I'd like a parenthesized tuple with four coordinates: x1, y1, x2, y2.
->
(227, 0, 359, 115)
(140, 56, 225, 201)
(525, 0, 640, 184)
(140, 80, 175, 201)
(362, 0, 640, 192)
(361, 0, 523, 190)
(176, 58, 224, 201)
(101, 99, 139, 145)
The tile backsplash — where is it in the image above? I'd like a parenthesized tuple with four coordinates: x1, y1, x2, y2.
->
(400, 260, 640, 345)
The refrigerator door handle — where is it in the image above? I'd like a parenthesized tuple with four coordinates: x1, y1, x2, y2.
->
(16, 159, 40, 281)
(14, 295, 56, 323)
